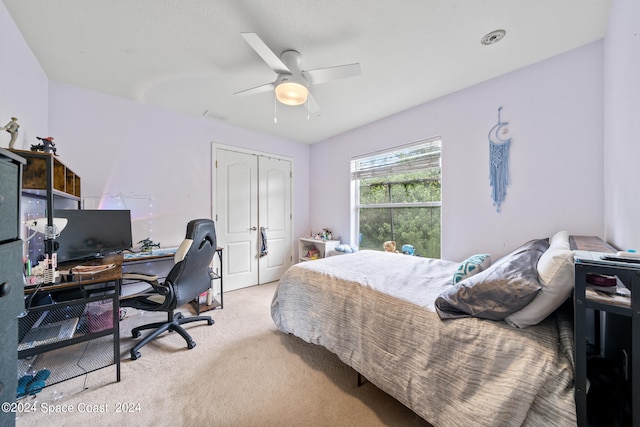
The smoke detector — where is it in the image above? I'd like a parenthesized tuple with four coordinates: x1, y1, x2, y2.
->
(481, 29, 506, 45)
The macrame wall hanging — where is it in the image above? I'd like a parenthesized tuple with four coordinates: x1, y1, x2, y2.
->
(488, 106, 511, 212)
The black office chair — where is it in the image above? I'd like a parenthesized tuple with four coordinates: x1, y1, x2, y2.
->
(121, 219, 217, 360)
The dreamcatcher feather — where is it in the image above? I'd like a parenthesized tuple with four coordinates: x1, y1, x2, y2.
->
(488, 107, 511, 212)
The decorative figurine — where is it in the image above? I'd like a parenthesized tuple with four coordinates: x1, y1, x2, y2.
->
(32, 136, 58, 155)
(2, 117, 19, 148)
(320, 228, 333, 240)
(138, 238, 161, 252)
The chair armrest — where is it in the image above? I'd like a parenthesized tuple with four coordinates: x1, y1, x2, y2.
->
(122, 272, 172, 298)
(122, 272, 159, 282)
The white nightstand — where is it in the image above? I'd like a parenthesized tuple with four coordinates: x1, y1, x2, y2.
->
(298, 238, 340, 262)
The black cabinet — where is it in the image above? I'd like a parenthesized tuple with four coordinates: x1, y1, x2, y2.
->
(0, 148, 26, 427)
(574, 259, 640, 426)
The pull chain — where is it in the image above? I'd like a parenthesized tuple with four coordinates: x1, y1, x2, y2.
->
(274, 95, 278, 124)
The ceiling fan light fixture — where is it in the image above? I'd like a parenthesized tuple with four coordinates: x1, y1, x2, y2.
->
(275, 81, 308, 106)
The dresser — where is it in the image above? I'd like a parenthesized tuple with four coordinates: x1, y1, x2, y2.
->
(0, 148, 26, 427)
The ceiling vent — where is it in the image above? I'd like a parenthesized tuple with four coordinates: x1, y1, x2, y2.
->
(481, 29, 506, 45)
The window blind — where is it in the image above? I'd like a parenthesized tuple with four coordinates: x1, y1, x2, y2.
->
(351, 138, 441, 180)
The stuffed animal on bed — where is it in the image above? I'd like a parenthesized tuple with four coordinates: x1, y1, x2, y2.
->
(335, 244, 358, 253)
(384, 241, 399, 253)
(401, 244, 415, 255)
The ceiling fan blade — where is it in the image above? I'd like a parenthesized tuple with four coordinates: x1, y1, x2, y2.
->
(303, 63, 361, 85)
(307, 93, 321, 116)
(241, 33, 290, 74)
(234, 82, 275, 96)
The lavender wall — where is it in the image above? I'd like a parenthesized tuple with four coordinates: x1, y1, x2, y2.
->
(0, 1, 48, 149)
(310, 41, 605, 261)
(47, 82, 310, 248)
(604, 0, 640, 252)
(2, 0, 311, 251)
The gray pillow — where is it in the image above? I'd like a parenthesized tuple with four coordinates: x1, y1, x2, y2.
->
(435, 239, 549, 321)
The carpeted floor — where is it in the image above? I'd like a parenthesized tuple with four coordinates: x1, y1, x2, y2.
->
(15, 282, 432, 427)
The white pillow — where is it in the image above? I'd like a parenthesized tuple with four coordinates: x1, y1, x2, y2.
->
(505, 231, 574, 328)
(549, 230, 570, 250)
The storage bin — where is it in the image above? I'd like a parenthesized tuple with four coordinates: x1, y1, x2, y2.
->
(86, 301, 113, 333)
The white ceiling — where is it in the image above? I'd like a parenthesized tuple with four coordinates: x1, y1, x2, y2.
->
(3, 0, 611, 144)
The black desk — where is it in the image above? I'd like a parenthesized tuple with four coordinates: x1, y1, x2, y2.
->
(18, 254, 123, 389)
(574, 259, 640, 426)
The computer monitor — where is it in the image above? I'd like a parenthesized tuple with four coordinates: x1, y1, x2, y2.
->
(52, 209, 133, 263)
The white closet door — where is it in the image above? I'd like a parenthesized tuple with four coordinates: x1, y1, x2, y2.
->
(216, 148, 292, 290)
(217, 149, 259, 291)
(258, 156, 292, 284)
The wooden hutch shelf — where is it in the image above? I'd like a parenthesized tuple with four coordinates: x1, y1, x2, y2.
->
(9, 149, 81, 266)
(10, 149, 81, 199)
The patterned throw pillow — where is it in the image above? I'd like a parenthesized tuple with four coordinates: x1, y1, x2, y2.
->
(452, 254, 491, 284)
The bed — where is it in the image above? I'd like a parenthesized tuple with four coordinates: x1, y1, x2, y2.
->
(271, 233, 577, 426)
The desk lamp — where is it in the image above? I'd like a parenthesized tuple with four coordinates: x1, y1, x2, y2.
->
(24, 217, 67, 283)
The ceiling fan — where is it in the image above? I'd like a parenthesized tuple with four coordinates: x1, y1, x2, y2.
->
(234, 33, 361, 115)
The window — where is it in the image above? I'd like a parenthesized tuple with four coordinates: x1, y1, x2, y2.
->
(351, 138, 442, 258)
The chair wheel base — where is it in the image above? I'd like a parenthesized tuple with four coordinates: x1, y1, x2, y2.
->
(127, 312, 213, 360)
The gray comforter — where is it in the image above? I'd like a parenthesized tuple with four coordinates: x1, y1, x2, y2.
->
(271, 250, 576, 426)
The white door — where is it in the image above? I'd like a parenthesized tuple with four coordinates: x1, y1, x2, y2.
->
(217, 149, 259, 291)
(258, 156, 292, 284)
(216, 148, 292, 291)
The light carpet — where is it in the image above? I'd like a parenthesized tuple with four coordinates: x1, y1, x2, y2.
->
(16, 282, 432, 427)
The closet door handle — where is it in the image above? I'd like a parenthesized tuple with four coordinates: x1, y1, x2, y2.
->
(249, 227, 257, 231)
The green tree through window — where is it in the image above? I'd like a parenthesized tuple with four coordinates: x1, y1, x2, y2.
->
(352, 139, 441, 258)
